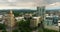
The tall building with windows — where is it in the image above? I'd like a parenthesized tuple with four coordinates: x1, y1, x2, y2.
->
(37, 6, 45, 17)
(4, 10, 16, 28)
(8, 10, 16, 27)
(36, 6, 46, 28)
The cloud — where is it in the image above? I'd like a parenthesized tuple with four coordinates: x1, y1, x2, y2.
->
(45, 0, 60, 4)
(0, 0, 60, 7)
(0, 0, 35, 7)
(0, 1, 36, 9)
(16, 2, 35, 7)
(46, 2, 60, 10)
(0, 2, 35, 7)
(46, 2, 60, 8)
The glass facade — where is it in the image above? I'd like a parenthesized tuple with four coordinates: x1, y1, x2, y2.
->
(44, 16, 58, 26)
(37, 6, 45, 16)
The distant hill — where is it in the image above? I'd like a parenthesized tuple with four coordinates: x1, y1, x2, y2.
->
(0, 9, 36, 13)
(46, 9, 60, 11)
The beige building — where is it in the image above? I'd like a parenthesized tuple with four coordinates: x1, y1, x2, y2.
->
(4, 10, 16, 28)
(30, 16, 42, 27)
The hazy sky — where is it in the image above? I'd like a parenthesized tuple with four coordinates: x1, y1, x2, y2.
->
(0, 0, 60, 9)
(1, 0, 60, 6)
(45, 0, 60, 4)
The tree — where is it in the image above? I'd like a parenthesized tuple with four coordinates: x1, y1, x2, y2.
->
(43, 28, 58, 32)
(12, 29, 19, 32)
(17, 19, 32, 32)
(0, 23, 7, 32)
(0, 23, 6, 30)
(2, 29, 7, 32)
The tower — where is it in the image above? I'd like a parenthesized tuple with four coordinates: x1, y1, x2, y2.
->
(37, 6, 45, 17)
(3, 10, 16, 32)
(8, 10, 15, 27)
(4, 10, 16, 28)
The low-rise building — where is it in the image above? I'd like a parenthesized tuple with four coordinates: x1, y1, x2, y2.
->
(44, 14, 59, 26)
(58, 20, 60, 26)
(15, 17, 24, 21)
(0, 15, 4, 24)
(30, 16, 42, 27)
(15, 16, 42, 28)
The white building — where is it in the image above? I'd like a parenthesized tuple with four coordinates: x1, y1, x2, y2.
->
(0, 15, 4, 24)
(0, 20, 5, 24)
(58, 20, 60, 26)
(0, 15, 3, 18)
(15, 17, 24, 21)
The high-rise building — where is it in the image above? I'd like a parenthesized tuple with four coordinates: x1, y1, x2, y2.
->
(4, 10, 16, 28)
(36, 6, 46, 28)
(37, 6, 45, 17)
(8, 10, 16, 27)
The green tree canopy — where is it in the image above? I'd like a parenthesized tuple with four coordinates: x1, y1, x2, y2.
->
(17, 19, 32, 32)
(0, 23, 6, 30)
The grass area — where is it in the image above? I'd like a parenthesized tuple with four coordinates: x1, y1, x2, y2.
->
(43, 28, 58, 32)
(38, 28, 58, 32)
